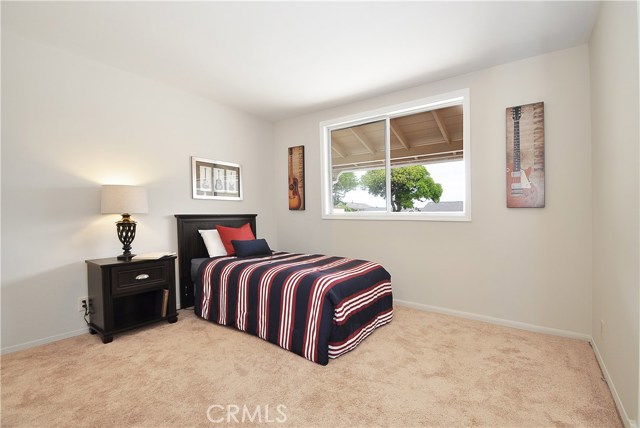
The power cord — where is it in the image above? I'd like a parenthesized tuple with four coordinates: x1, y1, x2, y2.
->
(82, 300, 90, 327)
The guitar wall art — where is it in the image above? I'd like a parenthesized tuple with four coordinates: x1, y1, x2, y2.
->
(288, 146, 305, 210)
(506, 102, 545, 208)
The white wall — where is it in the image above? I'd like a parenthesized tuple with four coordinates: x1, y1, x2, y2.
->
(275, 46, 593, 336)
(1, 32, 277, 352)
(590, 1, 640, 425)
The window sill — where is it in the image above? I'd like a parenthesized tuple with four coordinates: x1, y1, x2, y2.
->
(321, 212, 470, 222)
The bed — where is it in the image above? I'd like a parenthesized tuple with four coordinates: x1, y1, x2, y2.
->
(175, 214, 393, 365)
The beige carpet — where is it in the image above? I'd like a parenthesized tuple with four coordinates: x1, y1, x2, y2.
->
(1, 306, 622, 427)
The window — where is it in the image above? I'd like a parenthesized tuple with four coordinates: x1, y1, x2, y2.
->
(320, 89, 470, 221)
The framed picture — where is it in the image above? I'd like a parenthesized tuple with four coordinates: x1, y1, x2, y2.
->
(288, 146, 305, 210)
(506, 102, 545, 208)
(192, 157, 242, 200)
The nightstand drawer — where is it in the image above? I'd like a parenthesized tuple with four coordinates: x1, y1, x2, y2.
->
(111, 263, 169, 295)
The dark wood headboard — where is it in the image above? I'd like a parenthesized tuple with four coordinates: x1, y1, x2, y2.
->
(174, 214, 257, 309)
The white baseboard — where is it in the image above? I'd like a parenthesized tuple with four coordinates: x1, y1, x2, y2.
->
(393, 299, 591, 341)
(1, 327, 88, 355)
(591, 340, 637, 428)
(393, 299, 636, 428)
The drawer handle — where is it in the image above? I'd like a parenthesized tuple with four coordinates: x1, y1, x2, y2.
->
(135, 274, 150, 280)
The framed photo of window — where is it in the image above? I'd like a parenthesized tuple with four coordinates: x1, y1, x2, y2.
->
(192, 157, 242, 200)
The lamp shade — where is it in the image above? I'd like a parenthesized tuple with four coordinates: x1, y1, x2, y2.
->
(101, 185, 148, 215)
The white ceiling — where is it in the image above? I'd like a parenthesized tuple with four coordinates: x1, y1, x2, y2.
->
(2, 1, 600, 122)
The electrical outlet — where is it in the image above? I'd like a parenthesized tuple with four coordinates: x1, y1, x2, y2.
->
(78, 297, 88, 312)
(600, 319, 605, 338)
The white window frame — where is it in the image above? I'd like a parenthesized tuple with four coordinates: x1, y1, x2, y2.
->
(320, 88, 471, 221)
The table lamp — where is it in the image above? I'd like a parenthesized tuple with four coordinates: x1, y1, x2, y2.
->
(101, 185, 148, 260)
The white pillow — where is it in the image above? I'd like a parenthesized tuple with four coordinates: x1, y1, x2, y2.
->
(198, 229, 227, 257)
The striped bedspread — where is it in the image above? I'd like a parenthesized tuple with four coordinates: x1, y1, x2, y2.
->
(194, 252, 393, 365)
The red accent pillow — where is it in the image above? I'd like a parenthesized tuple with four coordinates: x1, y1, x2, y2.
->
(216, 223, 256, 255)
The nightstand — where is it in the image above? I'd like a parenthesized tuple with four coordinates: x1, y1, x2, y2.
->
(85, 256, 178, 343)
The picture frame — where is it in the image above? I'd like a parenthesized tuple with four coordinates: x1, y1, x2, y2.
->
(288, 146, 305, 210)
(506, 102, 545, 208)
(191, 156, 242, 200)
